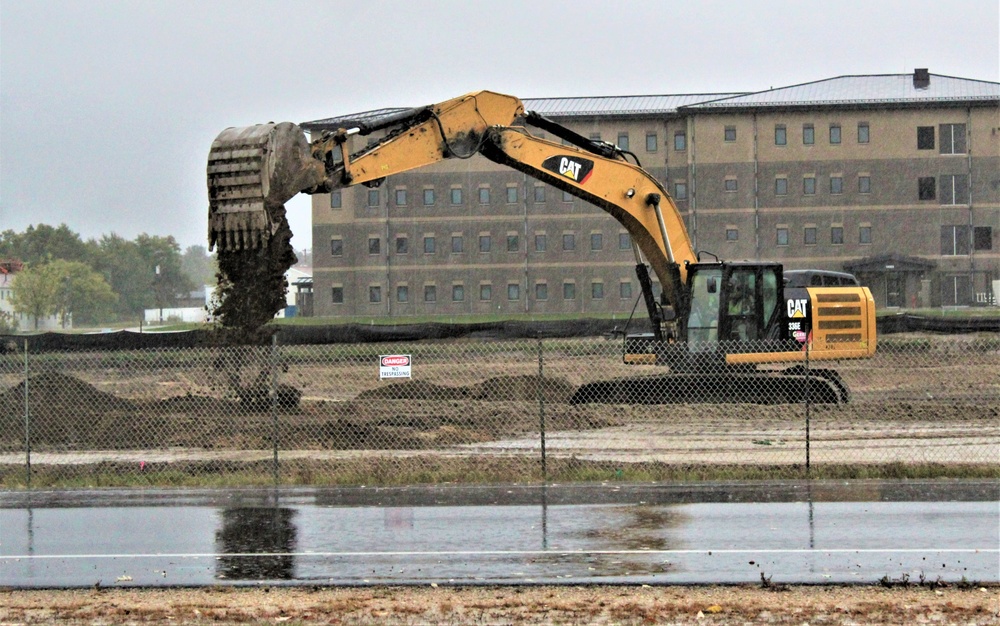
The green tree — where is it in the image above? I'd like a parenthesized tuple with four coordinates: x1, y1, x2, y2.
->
(46, 260, 118, 327)
(9, 265, 56, 330)
(93, 234, 149, 319)
(181, 244, 218, 287)
(0, 223, 94, 266)
(136, 234, 194, 312)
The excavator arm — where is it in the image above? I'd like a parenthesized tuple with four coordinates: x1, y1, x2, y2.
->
(208, 90, 695, 320)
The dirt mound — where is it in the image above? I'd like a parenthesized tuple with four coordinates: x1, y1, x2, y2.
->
(0, 370, 135, 413)
(473, 375, 576, 403)
(356, 380, 472, 401)
(355, 376, 575, 403)
(0, 371, 153, 449)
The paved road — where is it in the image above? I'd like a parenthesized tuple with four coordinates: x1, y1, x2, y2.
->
(1, 480, 997, 587)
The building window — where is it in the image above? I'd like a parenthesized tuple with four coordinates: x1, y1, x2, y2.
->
(804, 227, 817, 245)
(506, 234, 519, 252)
(941, 225, 972, 256)
(423, 188, 435, 206)
(803, 124, 814, 145)
(939, 123, 966, 154)
(858, 122, 870, 144)
(775, 177, 788, 196)
(617, 132, 629, 151)
(330, 238, 343, 256)
(533, 186, 545, 203)
(506, 186, 518, 203)
(450, 188, 463, 205)
(535, 283, 548, 300)
(917, 126, 935, 150)
(918, 176, 936, 200)
(424, 285, 437, 302)
(589, 132, 601, 142)
(724, 126, 736, 142)
(563, 282, 576, 300)
(397, 285, 409, 302)
(562, 233, 576, 251)
(367, 189, 380, 207)
(803, 176, 816, 195)
(859, 225, 872, 244)
(423, 236, 435, 254)
(330, 191, 342, 209)
(726, 228, 739, 241)
(829, 124, 841, 144)
(395, 236, 408, 254)
(478, 187, 490, 204)
(534, 234, 546, 252)
(939, 174, 969, 205)
(619, 232, 631, 249)
(591, 282, 604, 299)
(331, 287, 343, 304)
(974, 227, 993, 251)
(395, 189, 407, 206)
(830, 176, 843, 194)
(831, 226, 844, 245)
(452, 284, 464, 302)
(479, 235, 491, 252)
(674, 131, 686, 151)
(775, 125, 787, 146)
(590, 233, 603, 251)
(369, 286, 381, 303)
(480, 284, 492, 301)
(724, 178, 738, 192)
(674, 182, 688, 200)
(777, 227, 789, 246)
(645, 132, 658, 152)
(507, 283, 520, 300)
(620, 282, 632, 299)
(562, 190, 573, 202)
(451, 235, 463, 253)
(368, 237, 380, 255)
(858, 175, 871, 194)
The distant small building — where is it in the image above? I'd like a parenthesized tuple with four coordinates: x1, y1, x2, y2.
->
(0, 260, 64, 332)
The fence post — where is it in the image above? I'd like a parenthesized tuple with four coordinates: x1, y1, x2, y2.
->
(804, 341, 811, 475)
(23, 339, 30, 488)
(537, 336, 546, 482)
(270, 334, 279, 485)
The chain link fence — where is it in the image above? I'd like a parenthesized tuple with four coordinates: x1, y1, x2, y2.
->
(1, 334, 998, 489)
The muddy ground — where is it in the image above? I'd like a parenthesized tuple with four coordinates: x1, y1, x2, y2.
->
(0, 337, 996, 468)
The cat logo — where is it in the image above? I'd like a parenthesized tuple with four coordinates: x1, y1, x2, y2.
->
(786, 298, 808, 318)
(541, 155, 595, 185)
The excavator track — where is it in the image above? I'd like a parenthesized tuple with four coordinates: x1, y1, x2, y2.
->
(571, 367, 849, 405)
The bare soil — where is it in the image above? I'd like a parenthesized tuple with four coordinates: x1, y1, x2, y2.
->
(1, 585, 997, 625)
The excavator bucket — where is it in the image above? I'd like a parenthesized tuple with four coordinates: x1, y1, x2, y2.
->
(207, 122, 327, 251)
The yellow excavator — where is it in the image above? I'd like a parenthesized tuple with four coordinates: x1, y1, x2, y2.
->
(207, 90, 876, 403)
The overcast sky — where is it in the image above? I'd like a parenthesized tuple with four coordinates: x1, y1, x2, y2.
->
(2, 0, 998, 253)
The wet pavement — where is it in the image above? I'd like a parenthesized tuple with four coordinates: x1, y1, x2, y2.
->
(1, 480, 997, 587)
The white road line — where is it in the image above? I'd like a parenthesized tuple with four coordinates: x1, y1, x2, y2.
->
(1, 549, 995, 560)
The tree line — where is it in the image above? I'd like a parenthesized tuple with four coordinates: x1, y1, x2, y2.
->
(1, 224, 218, 330)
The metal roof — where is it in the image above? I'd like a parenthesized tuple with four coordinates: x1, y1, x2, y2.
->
(684, 73, 999, 110)
(522, 93, 743, 117)
(301, 73, 998, 130)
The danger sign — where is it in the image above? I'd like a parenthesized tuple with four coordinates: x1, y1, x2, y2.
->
(379, 354, 412, 379)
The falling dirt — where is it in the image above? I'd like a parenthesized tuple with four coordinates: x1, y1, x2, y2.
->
(211, 204, 296, 343)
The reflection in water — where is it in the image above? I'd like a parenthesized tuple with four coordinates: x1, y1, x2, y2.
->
(215, 506, 297, 580)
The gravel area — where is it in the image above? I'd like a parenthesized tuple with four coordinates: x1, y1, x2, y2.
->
(1, 585, 997, 625)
